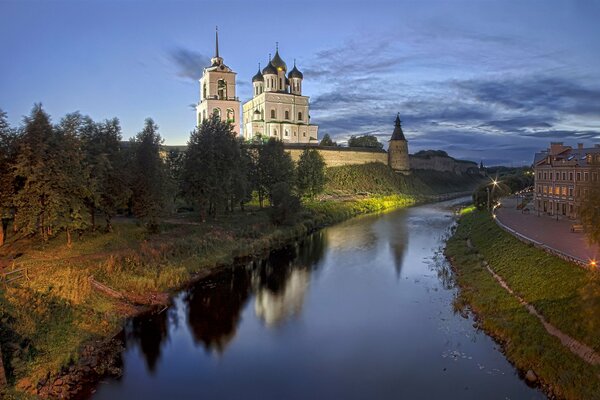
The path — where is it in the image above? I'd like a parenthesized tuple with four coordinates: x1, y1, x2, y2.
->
(466, 239, 600, 366)
(495, 196, 599, 264)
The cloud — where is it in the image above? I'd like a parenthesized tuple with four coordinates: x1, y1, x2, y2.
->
(167, 47, 210, 81)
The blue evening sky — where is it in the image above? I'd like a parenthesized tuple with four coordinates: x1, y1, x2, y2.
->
(1, 0, 599, 165)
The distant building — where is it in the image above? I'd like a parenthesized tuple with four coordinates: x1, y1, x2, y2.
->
(196, 29, 241, 135)
(388, 113, 410, 173)
(242, 44, 318, 143)
(533, 142, 600, 219)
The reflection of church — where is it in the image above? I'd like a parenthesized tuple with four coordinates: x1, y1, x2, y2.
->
(196, 29, 318, 142)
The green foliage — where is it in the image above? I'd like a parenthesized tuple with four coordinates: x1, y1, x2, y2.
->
(579, 166, 600, 246)
(296, 148, 326, 199)
(472, 171, 532, 210)
(268, 182, 301, 225)
(0, 109, 17, 245)
(347, 134, 383, 149)
(446, 210, 600, 399)
(181, 116, 246, 218)
(256, 138, 295, 206)
(319, 133, 336, 147)
(129, 118, 172, 230)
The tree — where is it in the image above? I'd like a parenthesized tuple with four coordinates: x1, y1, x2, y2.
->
(129, 118, 171, 231)
(81, 117, 130, 231)
(181, 116, 244, 220)
(579, 165, 600, 246)
(296, 148, 326, 199)
(12, 104, 57, 242)
(348, 134, 383, 149)
(257, 138, 296, 206)
(319, 133, 336, 147)
(54, 113, 92, 246)
(0, 109, 17, 246)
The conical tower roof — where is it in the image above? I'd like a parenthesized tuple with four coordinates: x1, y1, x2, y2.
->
(390, 113, 406, 141)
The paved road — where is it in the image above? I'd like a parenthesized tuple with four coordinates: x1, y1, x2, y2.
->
(495, 196, 599, 263)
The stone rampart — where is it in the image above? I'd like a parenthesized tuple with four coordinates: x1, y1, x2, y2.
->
(409, 155, 478, 174)
(285, 145, 388, 168)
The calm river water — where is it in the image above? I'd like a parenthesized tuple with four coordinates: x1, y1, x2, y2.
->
(92, 199, 544, 399)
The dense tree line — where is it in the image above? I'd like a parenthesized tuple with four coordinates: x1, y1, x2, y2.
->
(0, 107, 327, 246)
(579, 164, 600, 246)
(0, 105, 172, 246)
(181, 115, 326, 224)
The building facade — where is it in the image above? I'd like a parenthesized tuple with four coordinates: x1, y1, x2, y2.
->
(196, 29, 241, 135)
(242, 46, 318, 143)
(533, 142, 600, 219)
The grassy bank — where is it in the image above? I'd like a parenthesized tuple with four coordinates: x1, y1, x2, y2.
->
(446, 209, 600, 400)
(0, 193, 418, 398)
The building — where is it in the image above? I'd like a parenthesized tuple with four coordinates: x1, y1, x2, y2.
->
(242, 45, 318, 143)
(533, 142, 600, 219)
(196, 29, 241, 135)
(388, 113, 410, 173)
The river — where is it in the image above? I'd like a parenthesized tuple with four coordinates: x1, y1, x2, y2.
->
(92, 199, 544, 399)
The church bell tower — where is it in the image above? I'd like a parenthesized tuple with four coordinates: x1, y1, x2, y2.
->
(196, 28, 241, 135)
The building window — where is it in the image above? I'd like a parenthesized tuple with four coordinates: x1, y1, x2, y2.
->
(543, 172, 547, 180)
(284, 129, 289, 137)
(554, 186, 560, 195)
(273, 129, 278, 137)
(577, 172, 581, 181)
(226, 108, 235, 123)
(584, 172, 589, 181)
(203, 83, 207, 99)
(212, 108, 221, 118)
(217, 79, 227, 100)
(550, 172, 553, 180)
(285, 110, 289, 120)
(538, 172, 542, 180)
(569, 187, 573, 196)
(562, 172, 566, 180)
(280, 78, 283, 89)
(561, 186, 567, 195)
(569, 172, 573, 181)
(303, 131, 306, 137)
(271, 109, 276, 119)
(298, 112, 303, 121)
(543, 186, 548, 194)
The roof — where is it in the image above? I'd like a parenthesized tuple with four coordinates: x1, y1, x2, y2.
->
(390, 114, 406, 141)
(534, 145, 600, 167)
(288, 61, 303, 79)
(262, 61, 278, 75)
(252, 65, 264, 82)
(271, 49, 287, 72)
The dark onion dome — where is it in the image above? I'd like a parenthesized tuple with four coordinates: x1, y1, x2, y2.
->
(252, 64, 264, 82)
(288, 62, 303, 79)
(262, 61, 278, 75)
(390, 113, 406, 141)
(271, 49, 287, 72)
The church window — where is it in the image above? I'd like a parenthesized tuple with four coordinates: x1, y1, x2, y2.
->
(226, 108, 235, 123)
(285, 110, 289, 120)
(203, 110, 206, 121)
(213, 108, 221, 118)
(280, 78, 283, 89)
(203, 83, 207, 100)
(285, 130, 289, 137)
(271, 109, 276, 119)
(217, 79, 227, 100)
(273, 129, 278, 137)
(303, 131, 306, 137)
(298, 112, 303, 121)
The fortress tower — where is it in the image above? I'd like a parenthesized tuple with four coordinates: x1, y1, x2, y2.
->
(388, 114, 410, 173)
(196, 28, 241, 135)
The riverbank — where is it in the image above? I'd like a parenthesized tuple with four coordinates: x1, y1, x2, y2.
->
(445, 208, 600, 400)
(1, 193, 425, 399)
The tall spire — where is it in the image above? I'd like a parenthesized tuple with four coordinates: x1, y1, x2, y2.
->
(215, 26, 219, 58)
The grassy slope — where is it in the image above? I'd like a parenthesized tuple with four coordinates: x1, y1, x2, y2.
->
(0, 162, 482, 397)
(446, 209, 600, 400)
(324, 162, 484, 196)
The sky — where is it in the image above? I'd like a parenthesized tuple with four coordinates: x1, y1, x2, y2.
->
(1, 0, 599, 166)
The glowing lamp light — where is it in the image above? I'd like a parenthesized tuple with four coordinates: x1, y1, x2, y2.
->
(590, 259, 597, 268)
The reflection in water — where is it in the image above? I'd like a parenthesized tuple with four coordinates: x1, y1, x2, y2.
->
(125, 306, 170, 372)
(254, 268, 311, 326)
(375, 211, 409, 276)
(184, 267, 252, 353)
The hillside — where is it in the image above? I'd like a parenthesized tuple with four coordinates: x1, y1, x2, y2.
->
(324, 162, 485, 196)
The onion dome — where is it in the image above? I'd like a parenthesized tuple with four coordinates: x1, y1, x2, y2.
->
(252, 64, 264, 82)
(390, 113, 406, 141)
(262, 60, 278, 75)
(288, 60, 303, 79)
(271, 43, 287, 72)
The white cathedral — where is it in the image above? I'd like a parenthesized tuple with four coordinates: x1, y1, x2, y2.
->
(196, 30, 319, 143)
